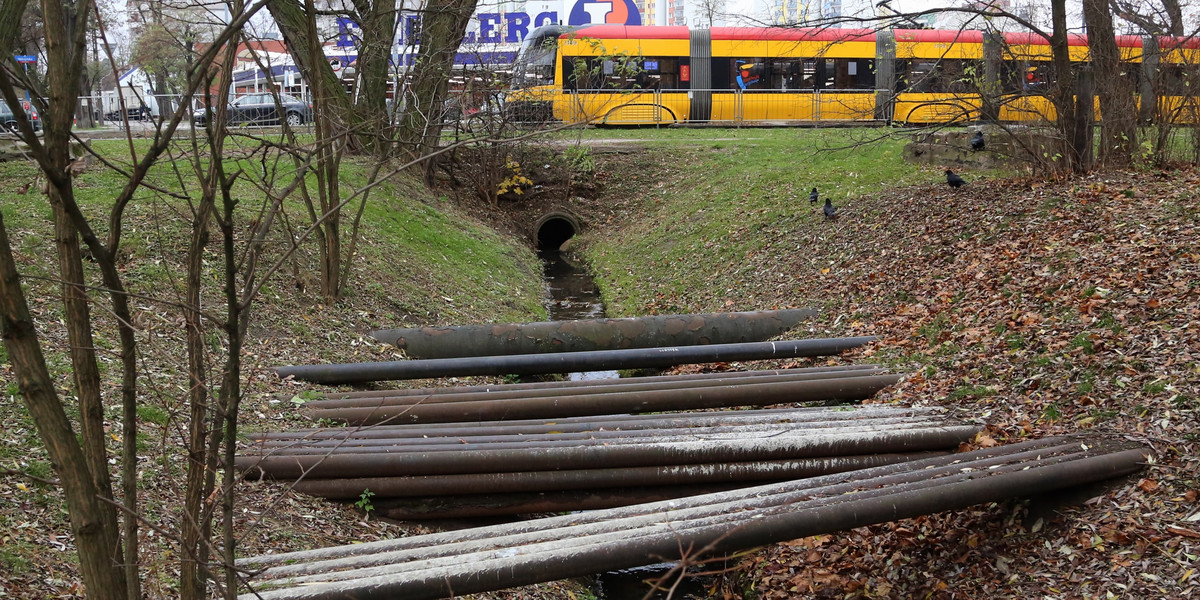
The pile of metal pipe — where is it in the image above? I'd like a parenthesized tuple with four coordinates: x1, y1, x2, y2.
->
(370, 308, 819, 358)
(236, 405, 981, 517)
(299, 368, 901, 426)
(256, 404, 927, 444)
(236, 436, 1149, 600)
(274, 336, 878, 384)
(319, 364, 883, 401)
(305, 365, 890, 409)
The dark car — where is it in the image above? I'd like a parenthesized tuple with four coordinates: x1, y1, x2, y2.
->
(104, 105, 152, 121)
(0, 99, 40, 132)
(193, 93, 313, 127)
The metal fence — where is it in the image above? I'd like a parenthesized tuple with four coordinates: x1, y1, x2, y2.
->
(555, 88, 891, 127)
(73, 92, 316, 127)
(65, 87, 887, 130)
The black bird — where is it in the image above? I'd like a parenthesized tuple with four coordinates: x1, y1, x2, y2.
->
(823, 197, 839, 220)
(970, 130, 985, 151)
(945, 169, 966, 188)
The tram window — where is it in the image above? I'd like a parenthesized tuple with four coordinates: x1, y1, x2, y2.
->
(819, 59, 875, 90)
(1001, 61, 1026, 92)
(563, 56, 684, 91)
(847, 59, 875, 89)
(562, 59, 580, 90)
(945, 60, 976, 93)
(899, 59, 970, 93)
(1004, 60, 1056, 92)
(640, 56, 686, 90)
(731, 58, 766, 89)
(1159, 64, 1200, 95)
(1118, 62, 1139, 91)
(564, 57, 638, 90)
(712, 58, 732, 90)
(771, 59, 816, 90)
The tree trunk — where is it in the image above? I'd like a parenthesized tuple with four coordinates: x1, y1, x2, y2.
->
(1084, 0, 1136, 165)
(350, 0, 398, 155)
(394, 0, 479, 182)
(218, 183, 245, 599)
(267, 0, 359, 148)
(181, 195, 216, 600)
(0, 216, 128, 600)
(36, 1, 144, 598)
(49, 188, 114, 512)
(1050, 0, 1089, 171)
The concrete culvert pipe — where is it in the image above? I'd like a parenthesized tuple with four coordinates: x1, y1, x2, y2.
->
(534, 212, 581, 251)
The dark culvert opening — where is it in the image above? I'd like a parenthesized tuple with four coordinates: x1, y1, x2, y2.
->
(537, 217, 577, 252)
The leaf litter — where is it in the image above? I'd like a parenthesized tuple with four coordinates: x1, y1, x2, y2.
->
(619, 166, 1200, 599)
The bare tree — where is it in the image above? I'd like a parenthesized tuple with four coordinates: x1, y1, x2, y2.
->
(1084, 0, 1139, 165)
(393, 0, 479, 182)
(695, 0, 723, 28)
(1111, 0, 1185, 35)
(0, 1, 348, 598)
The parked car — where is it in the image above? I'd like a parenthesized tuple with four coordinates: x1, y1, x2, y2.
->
(0, 99, 40, 132)
(193, 93, 313, 127)
(104, 105, 153, 122)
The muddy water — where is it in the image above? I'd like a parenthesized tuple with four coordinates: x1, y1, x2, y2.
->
(538, 250, 711, 599)
(539, 250, 616, 381)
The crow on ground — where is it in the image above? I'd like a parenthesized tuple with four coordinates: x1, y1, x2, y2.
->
(946, 169, 966, 188)
(823, 197, 839, 220)
(970, 131, 985, 151)
(809, 187, 819, 204)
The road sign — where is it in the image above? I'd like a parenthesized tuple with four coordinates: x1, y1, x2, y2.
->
(15, 55, 36, 63)
(329, 58, 342, 72)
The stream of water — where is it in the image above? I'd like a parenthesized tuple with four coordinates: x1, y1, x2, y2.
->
(538, 249, 711, 599)
(539, 250, 617, 381)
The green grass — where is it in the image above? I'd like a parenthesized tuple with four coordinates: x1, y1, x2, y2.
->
(1, 136, 547, 332)
(136, 405, 170, 426)
(0, 544, 35, 575)
(579, 128, 941, 315)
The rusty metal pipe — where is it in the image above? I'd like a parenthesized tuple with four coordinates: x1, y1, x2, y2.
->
(237, 439, 1147, 599)
(274, 337, 878, 384)
(239, 437, 1096, 572)
(305, 368, 891, 410)
(302, 373, 901, 426)
(371, 309, 819, 359)
(301, 448, 1145, 583)
(235, 422, 978, 479)
(253, 414, 948, 448)
(290, 453, 943, 499)
(249, 405, 941, 442)
(324, 365, 882, 400)
(369, 485, 769, 520)
(250, 417, 958, 454)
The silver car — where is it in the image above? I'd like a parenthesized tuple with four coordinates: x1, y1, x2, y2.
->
(193, 93, 313, 127)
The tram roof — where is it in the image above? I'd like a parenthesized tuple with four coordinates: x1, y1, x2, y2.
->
(564, 25, 876, 43)
(564, 25, 1183, 51)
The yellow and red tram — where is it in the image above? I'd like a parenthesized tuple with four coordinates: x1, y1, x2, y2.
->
(506, 24, 1199, 126)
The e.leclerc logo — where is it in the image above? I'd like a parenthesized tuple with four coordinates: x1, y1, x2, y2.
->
(567, 0, 643, 26)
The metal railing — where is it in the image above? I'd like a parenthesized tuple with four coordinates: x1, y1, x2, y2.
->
(63, 88, 889, 130)
(553, 87, 889, 126)
(72, 92, 316, 128)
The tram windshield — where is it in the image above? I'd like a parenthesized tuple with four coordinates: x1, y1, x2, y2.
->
(511, 25, 587, 89)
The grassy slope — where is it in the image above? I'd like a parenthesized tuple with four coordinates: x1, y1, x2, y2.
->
(2, 126, 1195, 598)
(579, 128, 1198, 598)
(0, 136, 551, 597)
(583, 128, 955, 315)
